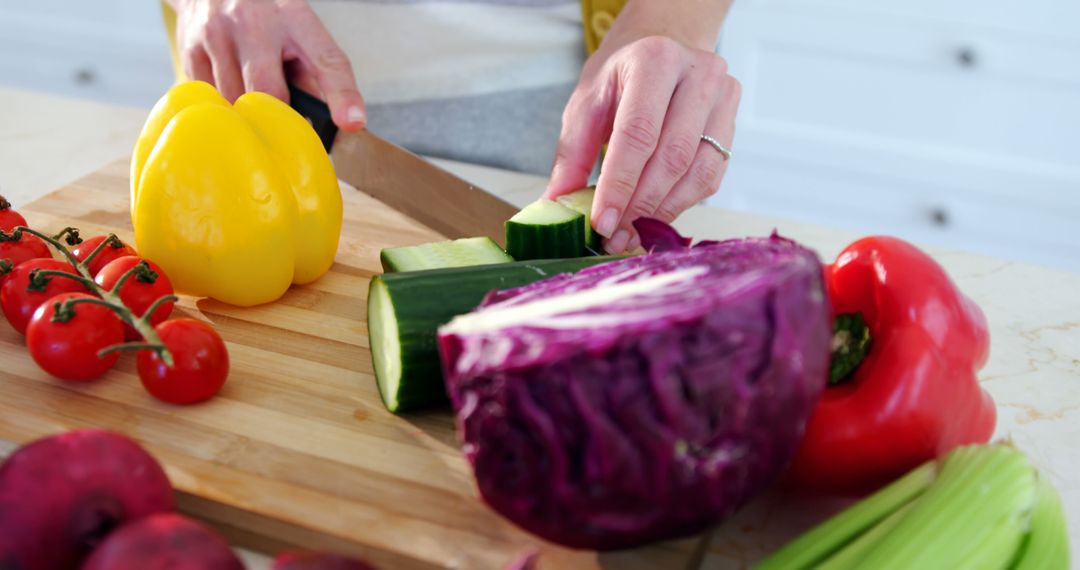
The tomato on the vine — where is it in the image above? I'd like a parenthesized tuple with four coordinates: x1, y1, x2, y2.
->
(95, 256, 174, 339)
(0, 196, 28, 232)
(0, 232, 51, 278)
(137, 319, 229, 405)
(72, 235, 137, 277)
(0, 259, 89, 335)
(26, 292, 124, 380)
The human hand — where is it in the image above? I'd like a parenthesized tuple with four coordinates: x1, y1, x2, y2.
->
(169, 0, 366, 131)
(545, 35, 741, 253)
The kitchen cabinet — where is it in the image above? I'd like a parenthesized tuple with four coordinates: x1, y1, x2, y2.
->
(0, 1, 174, 108)
(715, 0, 1080, 270)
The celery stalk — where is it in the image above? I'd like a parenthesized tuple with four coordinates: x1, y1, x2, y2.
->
(816, 501, 915, 570)
(856, 445, 1036, 570)
(1010, 475, 1071, 570)
(754, 460, 937, 570)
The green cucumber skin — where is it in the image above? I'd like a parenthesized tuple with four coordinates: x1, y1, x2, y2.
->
(505, 219, 585, 261)
(368, 257, 615, 413)
(556, 187, 601, 253)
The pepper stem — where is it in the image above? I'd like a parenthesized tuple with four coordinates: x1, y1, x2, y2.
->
(830, 312, 872, 385)
(0, 195, 11, 211)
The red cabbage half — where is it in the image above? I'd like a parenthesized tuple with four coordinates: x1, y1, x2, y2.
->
(437, 232, 831, 550)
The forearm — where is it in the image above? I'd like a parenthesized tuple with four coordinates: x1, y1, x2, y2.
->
(604, 0, 732, 52)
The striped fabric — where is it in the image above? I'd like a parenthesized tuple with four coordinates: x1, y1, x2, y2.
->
(310, 0, 587, 174)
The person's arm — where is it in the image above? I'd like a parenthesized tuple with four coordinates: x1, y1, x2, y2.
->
(545, 0, 740, 253)
(165, 0, 366, 131)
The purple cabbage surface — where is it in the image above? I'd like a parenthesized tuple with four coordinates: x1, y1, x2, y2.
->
(437, 227, 831, 550)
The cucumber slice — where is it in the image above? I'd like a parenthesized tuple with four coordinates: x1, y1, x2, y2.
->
(367, 257, 616, 413)
(380, 237, 512, 273)
(556, 186, 601, 252)
(505, 199, 585, 261)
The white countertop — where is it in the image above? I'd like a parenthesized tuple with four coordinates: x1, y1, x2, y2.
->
(2, 86, 1078, 567)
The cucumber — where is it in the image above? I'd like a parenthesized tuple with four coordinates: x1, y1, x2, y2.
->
(556, 186, 601, 252)
(367, 257, 616, 413)
(504, 199, 585, 261)
(380, 237, 512, 273)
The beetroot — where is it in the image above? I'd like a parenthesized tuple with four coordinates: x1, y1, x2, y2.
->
(273, 551, 377, 570)
(81, 513, 242, 570)
(0, 429, 175, 570)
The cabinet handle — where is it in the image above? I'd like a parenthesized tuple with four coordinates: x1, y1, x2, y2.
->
(955, 47, 978, 69)
(929, 207, 950, 228)
(73, 68, 97, 86)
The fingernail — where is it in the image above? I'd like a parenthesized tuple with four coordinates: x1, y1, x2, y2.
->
(597, 208, 619, 238)
(347, 105, 366, 125)
(607, 229, 630, 254)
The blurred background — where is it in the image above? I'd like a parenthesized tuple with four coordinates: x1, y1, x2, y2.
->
(1, 0, 1077, 270)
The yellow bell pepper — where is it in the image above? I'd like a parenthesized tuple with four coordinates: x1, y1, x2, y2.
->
(130, 81, 342, 307)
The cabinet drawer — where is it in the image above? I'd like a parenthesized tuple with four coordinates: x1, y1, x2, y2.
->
(738, 0, 1080, 42)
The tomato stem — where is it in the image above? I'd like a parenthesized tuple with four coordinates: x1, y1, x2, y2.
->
(52, 227, 83, 246)
(830, 312, 872, 385)
(29, 268, 97, 291)
(110, 260, 157, 294)
(13, 225, 175, 367)
(0, 195, 10, 211)
(140, 295, 178, 326)
(98, 342, 170, 361)
(0, 259, 12, 276)
(80, 234, 123, 270)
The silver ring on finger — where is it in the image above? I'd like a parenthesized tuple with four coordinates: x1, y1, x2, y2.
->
(700, 134, 732, 161)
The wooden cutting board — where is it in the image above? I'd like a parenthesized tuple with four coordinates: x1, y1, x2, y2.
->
(0, 160, 710, 570)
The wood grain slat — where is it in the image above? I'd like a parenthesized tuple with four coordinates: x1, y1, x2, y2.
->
(0, 160, 707, 569)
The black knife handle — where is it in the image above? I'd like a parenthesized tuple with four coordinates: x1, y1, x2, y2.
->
(288, 83, 338, 153)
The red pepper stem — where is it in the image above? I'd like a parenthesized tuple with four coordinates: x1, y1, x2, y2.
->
(0, 195, 10, 210)
(13, 225, 174, 368)
(830, 312, 872, 385)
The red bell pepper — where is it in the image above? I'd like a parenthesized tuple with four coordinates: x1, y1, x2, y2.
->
(786, 236, 996, 493)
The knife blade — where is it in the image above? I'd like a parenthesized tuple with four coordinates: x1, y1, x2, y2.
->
(288, 84, 517, 244)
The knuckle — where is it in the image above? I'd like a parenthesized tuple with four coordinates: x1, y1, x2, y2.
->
(617, 114, 660, 154)
(629, 193, 663, 218)
(691, 155, 724, 191)
(203, 12, 230, 41)
(604, 172, 639, 203)
(654, 202, 681, 223)
(658, 136, 697, 179)
(634, 35, 681, 66)
(315, 46, 352, 74)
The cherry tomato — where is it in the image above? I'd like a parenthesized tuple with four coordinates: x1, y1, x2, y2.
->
(72, 235, 137, 277)
(95, 256, 174, 340)
(137, 319, 229, 405)
(0, 196, 28, 232)
(0, 232, 51, 280)
(1, 259, 89, 335)
(26, 292, 124, 380)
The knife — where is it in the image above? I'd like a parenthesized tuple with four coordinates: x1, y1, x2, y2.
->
(288, 84, 517, 244)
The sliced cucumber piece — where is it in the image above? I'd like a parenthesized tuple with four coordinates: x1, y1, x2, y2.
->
(505, 199, 585, 261)
(380, 237, 512, 273)
(556, 186, 601, 252)
(367, 256, 616, 413)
